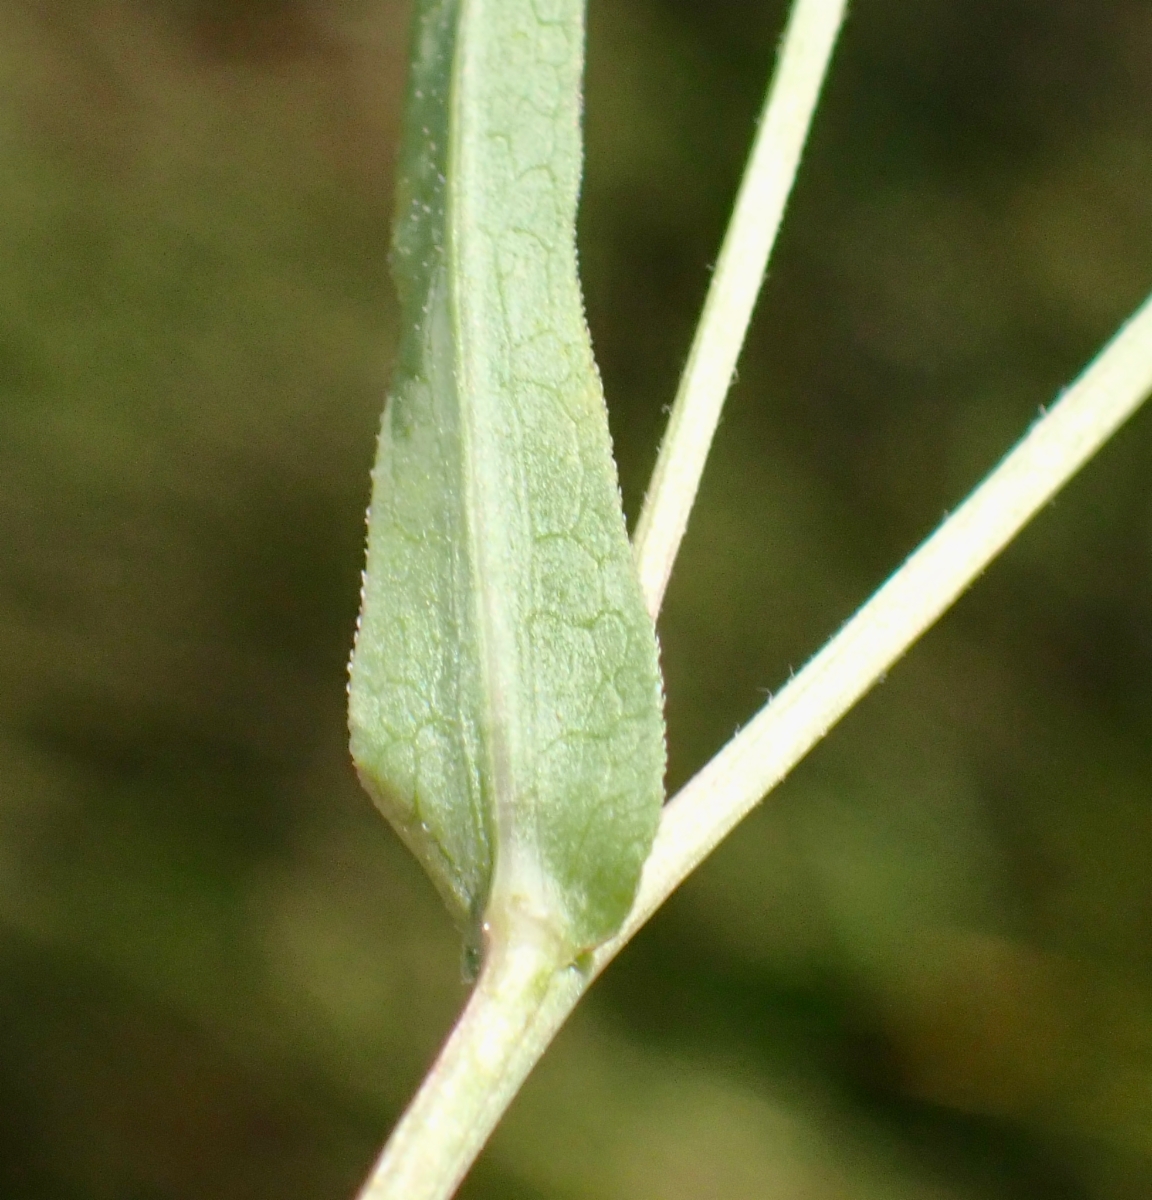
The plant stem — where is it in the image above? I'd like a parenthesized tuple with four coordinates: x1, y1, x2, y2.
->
(356, 926, 579, 1200)
(632, 0, 849, 620)
(358, 287, 1152, 1200)
(618, 286, 1152, 950)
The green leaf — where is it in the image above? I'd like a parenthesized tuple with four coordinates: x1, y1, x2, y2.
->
(348, 0, 666, 962)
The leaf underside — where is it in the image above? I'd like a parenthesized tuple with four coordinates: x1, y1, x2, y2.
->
(348, 0, 665, 959)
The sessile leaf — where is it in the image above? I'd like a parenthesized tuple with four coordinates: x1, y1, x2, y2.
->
(347, 0, 665, 964)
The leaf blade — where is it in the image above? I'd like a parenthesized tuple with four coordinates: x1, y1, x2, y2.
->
(349, 0, 665, 958)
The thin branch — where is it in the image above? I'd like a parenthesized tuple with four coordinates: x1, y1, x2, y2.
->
(611, 287, 1152, 964)
(632, 0, 849, 620)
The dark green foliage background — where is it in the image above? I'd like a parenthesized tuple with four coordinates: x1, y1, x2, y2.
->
(2, 1, 1151, 1196)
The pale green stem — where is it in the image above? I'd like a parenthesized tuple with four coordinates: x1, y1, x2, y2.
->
(612, 286, 1152, 953)
(356, 927, 576, 1200)
(632, 0, 849, 620)
(357, 287, 1152, 1200)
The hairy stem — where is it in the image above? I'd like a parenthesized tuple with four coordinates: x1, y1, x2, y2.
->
(618, 286, 1152, 957)
(632, 0, 849, 620)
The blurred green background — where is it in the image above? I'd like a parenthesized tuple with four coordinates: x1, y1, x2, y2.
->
(2, 1, 1152, 1197)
